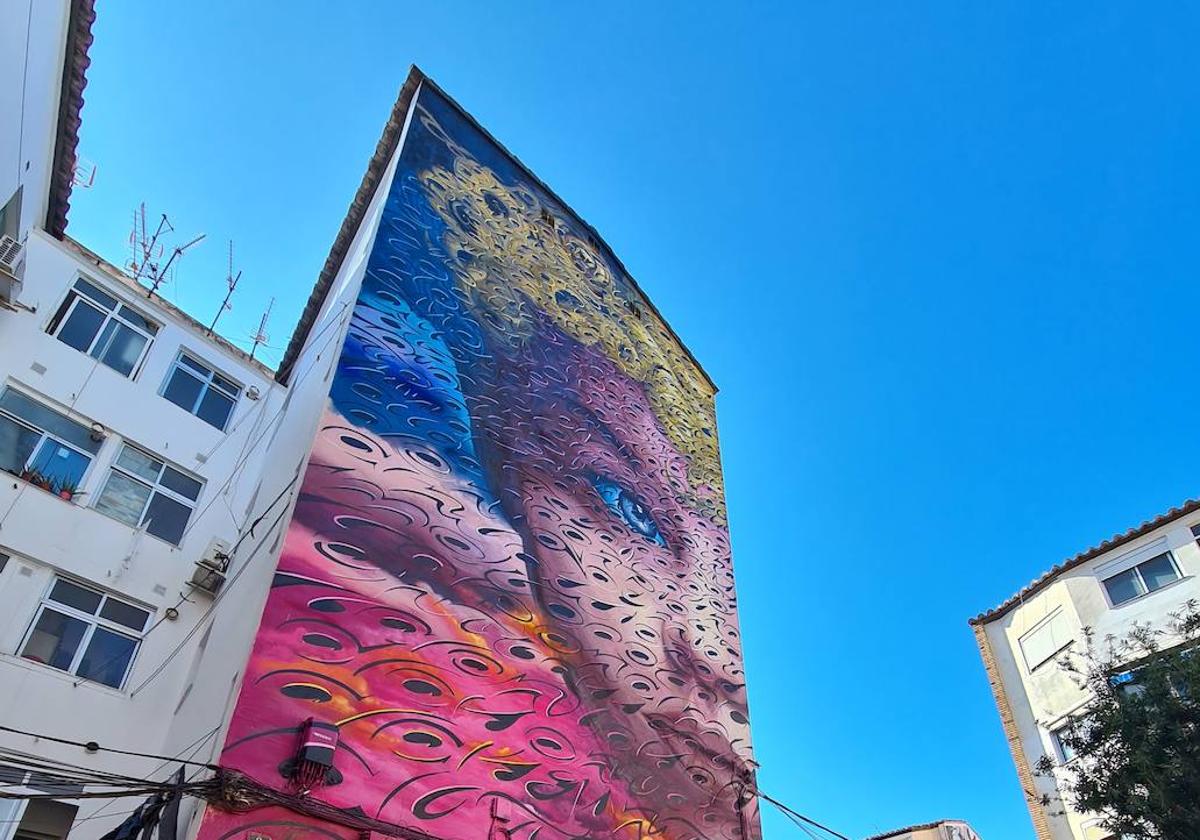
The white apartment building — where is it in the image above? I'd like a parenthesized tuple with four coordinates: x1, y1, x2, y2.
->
(0, 3, 404, 838)
(971, 500, 1200, 840)
(0, 2, 301, 837)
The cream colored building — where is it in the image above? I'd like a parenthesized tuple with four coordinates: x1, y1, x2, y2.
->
(970, 499, 1200, 840)
(867, 820, 981, 840)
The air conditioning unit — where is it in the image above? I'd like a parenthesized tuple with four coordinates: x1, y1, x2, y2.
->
(0, 235, 23, 274)
(189, 538, 232, 596)
(0, 236, 22, 308)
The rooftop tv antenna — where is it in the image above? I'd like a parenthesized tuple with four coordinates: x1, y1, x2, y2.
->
(147, 232, 206, 299)
(72, 157, 97, 190)
(208, 240, 241, 334)
(128, 203, 167, 283)
(250, 297, 274, 360)
(127, 202, 205, 299)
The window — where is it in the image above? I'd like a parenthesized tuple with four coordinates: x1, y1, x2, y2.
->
(1102, 551, 1182, 605)
(161, 351, 240, 430)
(94, 444, 202, 545)
(0, 389, 101, 491)
(1019, 608, 1074, 671)
(19, 577, 150, 689)
(1050, 717, 1094, 763)
(0, 764, 85, 796)
(1050, 724, 1076, 763)
(47, 279, 158, 377)
(1192, 523, 1200, 547)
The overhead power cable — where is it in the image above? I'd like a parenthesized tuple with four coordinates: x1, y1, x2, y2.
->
(71, 725, 221, 831)
(128, 493, 297, 696)
(753, 788, 852, 840)
(0, 725, 218, 770)
(69, 304, 353, 693)
(176, 301, 351, 545)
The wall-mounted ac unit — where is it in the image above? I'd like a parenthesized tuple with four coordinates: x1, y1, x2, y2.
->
(0, 236, 23, 274)
(0, 236, 23, 308)
(189, 538, 232, 596)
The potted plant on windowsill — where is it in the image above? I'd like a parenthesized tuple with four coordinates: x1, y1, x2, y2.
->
(57, 480, 78, 501)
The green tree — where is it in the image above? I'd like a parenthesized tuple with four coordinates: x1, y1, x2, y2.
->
(1036, 600, 1200, 838)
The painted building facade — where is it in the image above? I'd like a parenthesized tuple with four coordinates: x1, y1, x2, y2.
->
(192, 73, 760, 840)
(970, 500, 1200, 840)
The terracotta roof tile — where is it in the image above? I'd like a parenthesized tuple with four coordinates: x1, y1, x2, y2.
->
(45, 0, 96, 238)
(968, 497, 1200, 626)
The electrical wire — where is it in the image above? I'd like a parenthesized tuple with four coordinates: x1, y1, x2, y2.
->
(70, 462, 300, 689)
(185, 299, 350, 481)
(0, 726, 218, 771)
(753, 788, 852, 840)
(168, 298, 350, 551)
(0, 806, 140, 829)
(71, 725, 220, 829)
(123, 300, 356, 696)
(64, 302, 352, 689)
(127, 493, 297, 697)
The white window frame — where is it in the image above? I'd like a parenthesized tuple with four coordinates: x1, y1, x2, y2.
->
(1100, 549, 1183, 607)
(48, 277, 158, 378)
(93, 443, 203, 545)
(1049, 723, 1077, 764)
(1018, 607, 1075, 672)
(17, 576, 151, 690)
(0, 388, 98, 489)
(159, 349, 241, 431)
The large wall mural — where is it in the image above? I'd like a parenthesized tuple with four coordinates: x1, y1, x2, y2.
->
(197, 84, 758, 840)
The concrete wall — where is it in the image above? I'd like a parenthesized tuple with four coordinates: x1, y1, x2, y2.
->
(0, 0, 70, 240)
(980, 513, 1200, 840)
(0, 230, 279, 839)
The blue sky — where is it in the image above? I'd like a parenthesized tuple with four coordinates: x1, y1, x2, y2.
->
(68, 3, 1200, 838)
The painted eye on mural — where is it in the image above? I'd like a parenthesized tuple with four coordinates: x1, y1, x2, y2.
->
(592, 477, 667, 547)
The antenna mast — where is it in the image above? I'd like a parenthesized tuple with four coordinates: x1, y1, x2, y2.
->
(129, 204, 170, 283)
(147, 232, 206, 299)
(250, 297, 274, 360)
(127, 203, 205, 298)
(208, 240, 241, 334)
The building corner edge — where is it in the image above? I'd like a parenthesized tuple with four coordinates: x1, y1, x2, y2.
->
(970, 621, 1054, 840)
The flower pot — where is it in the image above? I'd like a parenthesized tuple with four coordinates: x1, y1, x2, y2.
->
(59, 490, 73, 501)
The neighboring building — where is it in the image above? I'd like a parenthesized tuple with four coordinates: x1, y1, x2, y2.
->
(0, 0, 91, 247)
(867, 821, 982, 840)
(0, 7, 759, 840)
(970, 499, 1200, 840)
(0, 3, 284, 838)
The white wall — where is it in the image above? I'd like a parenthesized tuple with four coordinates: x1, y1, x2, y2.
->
(0, 230, 280, 839)
(982, 514, 1200, 840)
(0, 0, 71, 239)
(165, 83, 419, 840)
